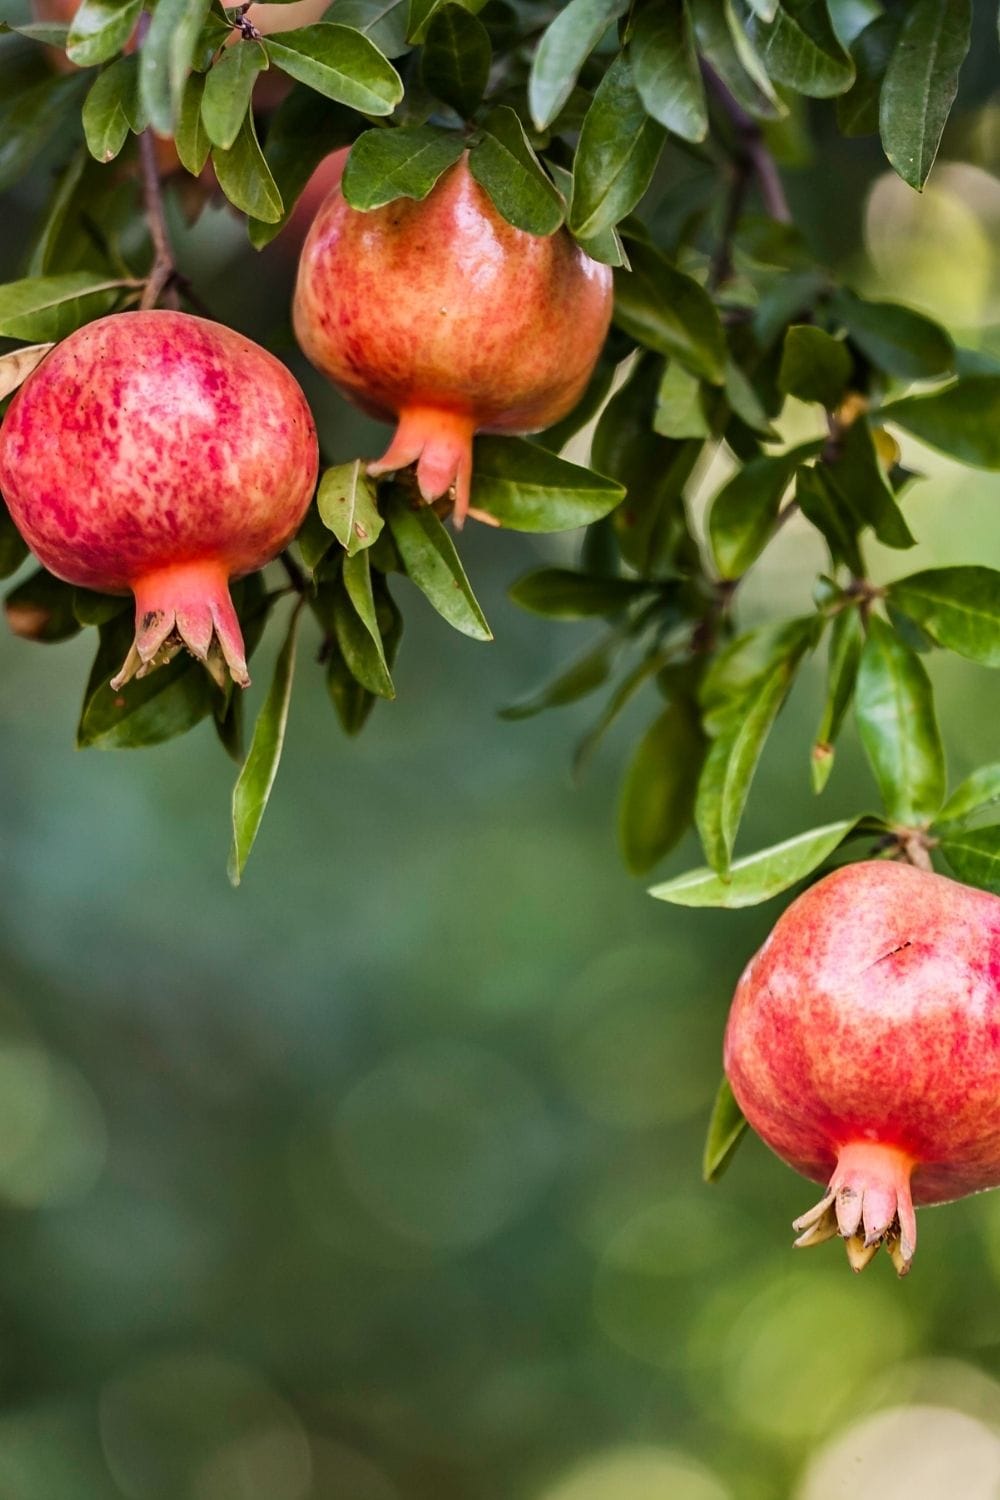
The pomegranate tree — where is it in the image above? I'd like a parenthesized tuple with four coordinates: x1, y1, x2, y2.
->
(0, 311, 317, 689)
(724, 860, 1000, 1274)
(292, 155, 613, 525)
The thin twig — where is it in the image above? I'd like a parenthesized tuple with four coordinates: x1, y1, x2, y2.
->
(702, 63, 792, 235)
(138, 131, 177, 310)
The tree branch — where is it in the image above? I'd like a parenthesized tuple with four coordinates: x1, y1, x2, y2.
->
(702, 65, 792, 291)
(135, 12, 177, 311)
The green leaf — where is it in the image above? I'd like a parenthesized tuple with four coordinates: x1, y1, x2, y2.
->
(812, 604, 863, 792)
(619, 699, 705, 875)
(406, 0, 487, 45)
(386, 497, 492, 640)
(651, 818, 860, 907)
(333, 552, 395, 698)
(709, 440, 821, 580)
(690, 0, 785, 118)
(879, 0, 971, 190)
(469, 438, 625, 532)
(724, 355, 779, 438)
(696, 618, 815, 873)
(826, 417, 915, 551)
(342, 124, 463, 210)
(263, 23, 403, 114)
(836, 12, 899, 137)
(175, 72, 211, 175)
(0, 501, 29, 580)
(201, 39, 268, 151)
(82, 56, 135, 163)
(72, 586, 129, 626)
(888, 567, 1000, 668)
(77, 616, 215, 749)
(66, 0, 140, 66)
(654, 361, 710, 439)
(613, 240, 726, 384)
(527, 0, 627, 131)
(937, 763, 1000, 827)
(420, 3, 490, 117)
(499, 636, 618, 720)
(139, 0, 212, 136)
(778, 324, 852, 408)
(702, 1078, 748, 1183)
(0, 272, 127, 341)
(228, 603, 301, 885)
(795, 463, 864, 574)
(882, 377, 1000, 469)
(316, 460, 385, 554)
(855, 614, 945, 825)
(569, 53, 666, 241)
(469, 107, 564, 236)
(212, 112, 283, 222)
(248, 85, 356, 248)
(333, 0, 411, 56)
(939, 824, 1000, 893)
(830, 287, 953, 378)
(0, 71, 89, 195)
(5, 568, 81, 644)
(747, 0, 855, 97)
(508, 569, 651, 619)
(631, 0, 708, 143)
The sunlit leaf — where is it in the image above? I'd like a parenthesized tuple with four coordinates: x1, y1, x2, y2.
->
(855, 615, 945, 825)
(651, 818, 860, 906)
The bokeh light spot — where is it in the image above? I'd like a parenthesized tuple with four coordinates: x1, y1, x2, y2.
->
(797, 1405, 1000, 1499)
(537, 1445, 732, 1500)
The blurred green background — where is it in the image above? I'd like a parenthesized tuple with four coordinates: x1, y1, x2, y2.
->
(3, 11, 1000, 1497)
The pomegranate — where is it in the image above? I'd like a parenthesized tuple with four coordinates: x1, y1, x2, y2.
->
(0, 310, 317, 688)
(292, 155, 613, 525)
(724, 860, 1000, 1275)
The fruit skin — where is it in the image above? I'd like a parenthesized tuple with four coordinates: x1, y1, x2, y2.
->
(724, 860, 1000, 1273)
(0, 311, 317, 688)
(292, 155, 613, 524)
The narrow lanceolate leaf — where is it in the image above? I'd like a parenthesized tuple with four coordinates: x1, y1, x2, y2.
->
(747, 0, 856, 97)
(66, 0, 141, 67)
(709, 441, 821, 580)
(631, 0, 708, 143)
(139, 0, 212, 136)
(212, 114, 283, 223)
(342, 125, 463, 210)
(879, 0, 971, 190)
(939, 825, 1000, 893)
(200, 40, 268, 151)
(469, 438, 624, 532)
(882, 377, 1000, 469)
(334, 553, 394, 698)
(386, 497, 492, 641)
(825, 417, 914, 551)
(936, 763, 1000, 827)
(812, 604, 863, 792)
(508, 569, 650, 620)
(703, 1078, 748, 1184)
(263, 24, 403, 114)
(499, 636, 619, 721)
(778, 324, 852, 409)
(527, 0, 628, 131)
(651, 819, 860, 907)
(830, 288, 953, 379)
(689, 0, 785, 119)
(316, 460, 384, 554)
(420, 3, 491, 118)
(228, 603, 302, 886)
(82, 57, 134, 163)
(0, 342, 53, 401)
(618, 700, 705, 875)
(888, 567, 1000, 668)
(0, 272, 129, 341)
(855, 615, 945, 825)
(175, 73, 211, 176)
(613, 240, 726, 384)
(569, 54, 666, 242)
(469, 107, 564, 236)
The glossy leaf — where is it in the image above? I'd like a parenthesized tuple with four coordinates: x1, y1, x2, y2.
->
(527, 0, 628, 131)
(883, 378, 1000, 469)
(778, 324, 852, 408)
(0, 340, 53, 401)
(469, 438, 625, 532)
(343, 124, 462, 210)
(619, 699, 705, 875)
(139, 0, 212, 136)
(855, 615, 945, 825)
(812, 604, 863, 792)
(316, 460, 385, 554)
(406, 0, 487, 44)
(613, 240, 726, 384)
(66, 0, 140, 67)
(201, 39, 267, 151)
(830, 287, 953, 379)
(212, 113, 283, 223)
(387, 497, 492, 641)
(263, 23, 403, 114)
(469, 107, 564, 236)
(690, 0, 784, 119)
(888, 567, 1000, 668)
(569, 54, 666, 241)
(651, 818, 859, 907)
(77, 616, 216, 750)
(228, 603, 302, 885)
(796, 463, 864, 574)
(631, 0, 708, 143)
(248, 85, 356, 247)
(0, 272, 128, 341)
(939, 825, 1000, 893)
(702, 1077, 748, 1183)
(747, 0, 855, 97)
(175, 72, 211, 175)
(420, 3, 490, 117)
(936, 763, 1000, 826)
(508, 569, 651, 620)
(334, 553, 394, 699)
(82, 56, 135, 163)
(333, 0, 411, 57)
(654, 361, 710, 439)
(710, 441, 821, 580)
(826, 417, 915, 551)
(836, 12, 900, 137)
(879, 0, 971, 190)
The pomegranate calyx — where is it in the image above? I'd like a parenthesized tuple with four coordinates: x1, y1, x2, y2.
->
(367, 406, 477, 528)
(110, 561, 250, 692)
(791, 1142, 917, 1277)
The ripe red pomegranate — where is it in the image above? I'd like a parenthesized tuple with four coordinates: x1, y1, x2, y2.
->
(724, 860, 1000, 1274)
(292, 155, 613, 525)
(0, 311, 317, 688)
